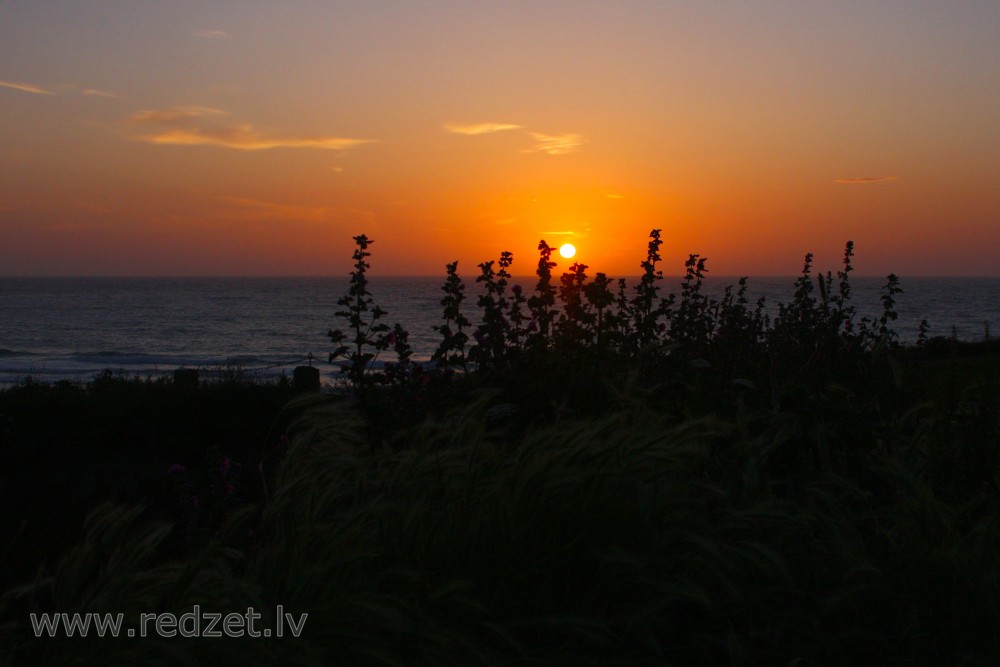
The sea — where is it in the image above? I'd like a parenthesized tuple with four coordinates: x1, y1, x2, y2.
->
(1, 275, 997, 386)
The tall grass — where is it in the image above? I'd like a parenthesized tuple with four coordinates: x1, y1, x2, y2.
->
(5, 371, 1000, 664)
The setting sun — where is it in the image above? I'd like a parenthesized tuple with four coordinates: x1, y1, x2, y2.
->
(559, 243, 577, 259)
(1, 4, 999, 278)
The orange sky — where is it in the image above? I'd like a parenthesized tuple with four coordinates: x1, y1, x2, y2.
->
(2, 2, 999, 277)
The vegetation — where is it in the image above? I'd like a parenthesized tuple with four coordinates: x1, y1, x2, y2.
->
(2, 231, 999, 665)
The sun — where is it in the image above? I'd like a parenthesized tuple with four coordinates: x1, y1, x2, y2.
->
(559, 243, 576, 259)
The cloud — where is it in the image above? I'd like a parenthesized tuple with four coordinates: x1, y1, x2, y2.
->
(0, 80, 56, 95)
(2, 81, 119, 98)
(542, 230, 576, 236)
(444, 121, 586, 155)
(195, 29, 229, 39)
(131, 106, 228, 123)
(525, 132, 587, 155)
(445, 122, 522, 135)
(128, 106, 373, 151)
(834, 176, 898, 184)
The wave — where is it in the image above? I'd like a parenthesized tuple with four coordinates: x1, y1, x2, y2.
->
(76, 350, 127, 359)
(72, 352, 219, 366)
(65, 351, 317, 370)
(0, 354, 317, 385)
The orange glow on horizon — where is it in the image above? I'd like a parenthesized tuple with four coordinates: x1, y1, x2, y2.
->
(2, 4, 999, 277)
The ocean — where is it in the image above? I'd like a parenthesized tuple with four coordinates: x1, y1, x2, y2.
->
(1, 275, 997, 385)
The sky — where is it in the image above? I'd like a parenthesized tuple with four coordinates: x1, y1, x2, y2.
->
(2, 1, 999, 277)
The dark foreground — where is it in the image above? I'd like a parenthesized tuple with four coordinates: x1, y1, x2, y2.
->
(1, 336, 998, 665)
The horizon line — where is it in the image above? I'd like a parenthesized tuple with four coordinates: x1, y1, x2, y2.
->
(2, 273, 999, 280)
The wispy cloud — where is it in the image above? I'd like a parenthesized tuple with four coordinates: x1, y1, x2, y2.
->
(444, 122, 522, 135)
(834, 176, 898, 184)
(195, 29, 229, 39)
(445, 121, 586, 155)
(0, 80, 56, 95)
(542, 230, 576, 236)
(83, 88, 118, 98)
(2, 81, 120, 98)
(525, 132, 587, 155)
(131, 106, 228, 123)
(128, 106, 373, 151)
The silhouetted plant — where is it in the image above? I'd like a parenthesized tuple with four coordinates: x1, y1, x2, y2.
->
(470, 252, 514, 370)
(917, 319, 931, 347)
(715, 277, 767, 354)
(325, 230, 915, 404)
(877, 273, 902, 347)
(832, 240, 857, 333)
(773, 252, 818, 343)
(668, 254, 714, 346)
(630, 229, 666, 349)
(852, 273, 903, 352)
(432, 261, 471, 372)
(327, 234, 401, 388)
(383, 323, 416, 383)
(762, 247, 881, 393)
(506, 282, 528, 353)
(807, 241, 859, 351)
(527, 241, 558, 351)
(613, 278, 632, 347)
(583, 272, 617, 351)
(556, 262, 596, 347)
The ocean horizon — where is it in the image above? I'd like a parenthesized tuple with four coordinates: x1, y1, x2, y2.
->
(2, 275, 997, 385)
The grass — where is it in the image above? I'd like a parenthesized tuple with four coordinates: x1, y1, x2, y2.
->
(3, 370, 999, 665)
